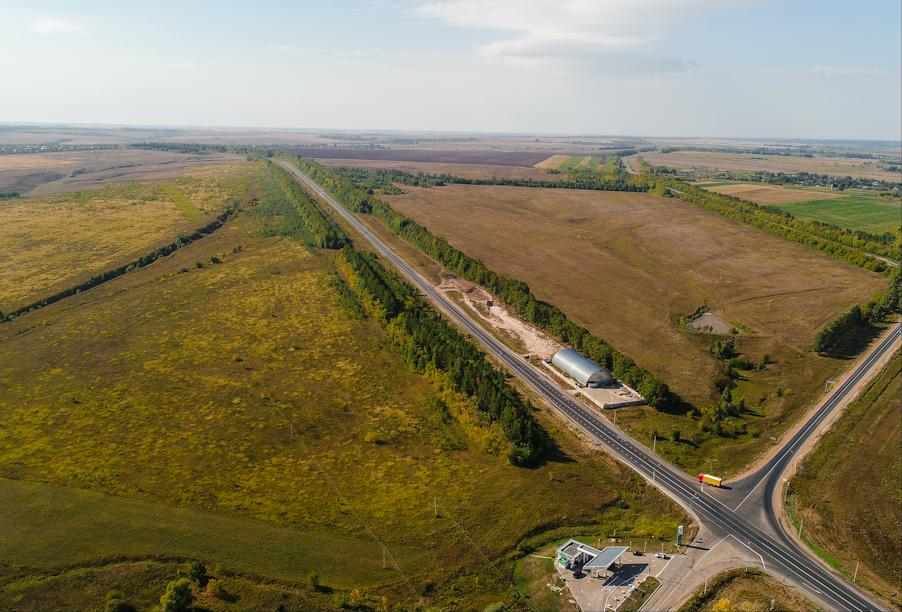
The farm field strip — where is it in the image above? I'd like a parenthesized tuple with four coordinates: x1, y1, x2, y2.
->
(287, 147, 549, 166)
(642, 150, 902, 181)
(316, 157, 561, 181)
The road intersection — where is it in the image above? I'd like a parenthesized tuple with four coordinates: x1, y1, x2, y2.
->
(280, 159, 899, 611)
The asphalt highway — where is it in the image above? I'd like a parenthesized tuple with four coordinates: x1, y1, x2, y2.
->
(279, 159, 895, 611)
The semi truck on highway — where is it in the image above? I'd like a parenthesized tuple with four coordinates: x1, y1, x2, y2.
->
(698, 473, 723, 487)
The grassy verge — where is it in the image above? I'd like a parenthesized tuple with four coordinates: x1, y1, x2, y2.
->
(786, 354, 901, 608)
(619, 576, 660, 612)
(677, 568, 820, 612)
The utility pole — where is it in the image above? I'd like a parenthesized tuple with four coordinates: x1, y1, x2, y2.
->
(782, 478, 789, 506)
(382, 546, 386, 569)
(854, 560, 860, 583)
(799, 518, 804, 539)
(653, 434, 656, 453)
(434, 497, 438, 517)
(745, 541, 750, 572)
(704, 576, 708, 595)
(644, 538, 647, 553)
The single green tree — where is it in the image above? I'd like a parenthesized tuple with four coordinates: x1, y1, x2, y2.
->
(188, 560, 208, 588)
(160, 578, 194, 612)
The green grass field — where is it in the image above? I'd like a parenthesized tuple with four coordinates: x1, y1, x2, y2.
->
(0, 166, 688, 610)
(557, 155, 585, 170)
(787, 354, 901, 607)
(771, 192, 901, 234)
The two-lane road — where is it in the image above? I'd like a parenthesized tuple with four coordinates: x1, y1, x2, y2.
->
(279, 159, 892, 611)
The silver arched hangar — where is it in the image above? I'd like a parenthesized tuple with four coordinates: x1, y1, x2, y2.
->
(551, 348, 614, 387)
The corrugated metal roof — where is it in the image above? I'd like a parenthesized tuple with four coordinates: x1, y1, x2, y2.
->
(584, 546, 629, 570)
(551, 348, 613, 386)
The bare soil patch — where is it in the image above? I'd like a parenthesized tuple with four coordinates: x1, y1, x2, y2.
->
(439, 274, 561, 358)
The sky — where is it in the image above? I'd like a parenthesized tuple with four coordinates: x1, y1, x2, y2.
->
(1, 0, 900, 140)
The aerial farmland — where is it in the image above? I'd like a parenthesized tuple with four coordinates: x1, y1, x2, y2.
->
(1, 2, 900, 611)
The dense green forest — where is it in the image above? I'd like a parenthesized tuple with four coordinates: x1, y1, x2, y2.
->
(335, 247, 547, 465)
(283, 155, 675, 411)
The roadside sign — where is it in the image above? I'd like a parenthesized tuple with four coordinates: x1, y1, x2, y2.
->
(677, 525, 684, 546)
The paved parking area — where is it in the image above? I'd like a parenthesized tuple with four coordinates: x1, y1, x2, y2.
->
(557, 550, 672, 611)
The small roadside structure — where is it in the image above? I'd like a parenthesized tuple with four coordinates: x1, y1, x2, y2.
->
(556, 540, 629, 579)
(551, 348, 614, 387)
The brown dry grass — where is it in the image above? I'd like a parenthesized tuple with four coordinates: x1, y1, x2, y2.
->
(317, 158, 562, 181)
(643, 151, 901, 181)
(706, 183, 844, 205)
(384, 184, 886, 472)
(790, 355, 901, 605)
(0, 149, 242, 195)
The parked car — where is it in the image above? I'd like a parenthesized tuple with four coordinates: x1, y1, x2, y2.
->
(655, 552, 668, 559)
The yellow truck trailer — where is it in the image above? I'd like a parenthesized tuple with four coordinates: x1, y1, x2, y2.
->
(698, 473, 723, 487)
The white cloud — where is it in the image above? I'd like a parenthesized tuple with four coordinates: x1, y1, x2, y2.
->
(414, 0, 733, 73)
(811, 65, 889, 77)
(29, 18, 86, 34)
(414, 1, 742, 44)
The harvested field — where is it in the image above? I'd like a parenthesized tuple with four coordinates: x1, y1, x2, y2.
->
(789, 355, 901, 606)
(287, 147, 550, 166)
(705, 183, 844, 205)
(316, 158, 562, 181)
(385, 184, 886, 472)
(0, 162, 252, 310)
(643, 150, 902, 181)
(0, 148, 241, 195)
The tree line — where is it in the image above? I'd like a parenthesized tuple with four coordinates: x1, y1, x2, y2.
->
(330, 166, 646, 193)
(254, 161, 350, 249)
(284, 155, 676, 411)
(335, 246, 547, 465)
(812, 268, 900, 353)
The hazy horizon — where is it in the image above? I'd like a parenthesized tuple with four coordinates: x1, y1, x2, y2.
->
(2, 0, 900, 140)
